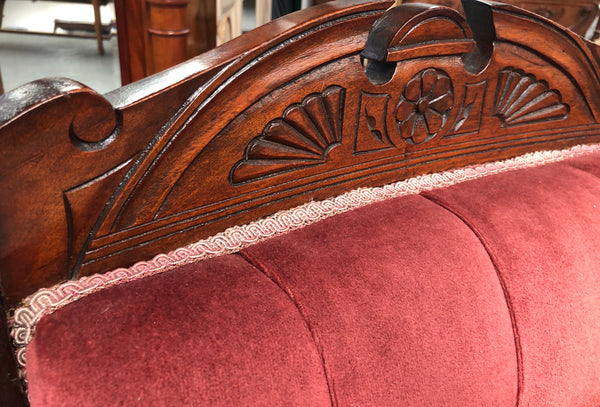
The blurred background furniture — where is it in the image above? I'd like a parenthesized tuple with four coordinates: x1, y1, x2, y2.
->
(120, 0, 597, 85)
(5, 0, 596, 87)
(115, 0, 244, 84)
(217, 0, 243, 44)
(0, 0, 111, 54)
(272, 0, 301, 17)
(56, 0, 108, 54)
(256, 0, 271, 25)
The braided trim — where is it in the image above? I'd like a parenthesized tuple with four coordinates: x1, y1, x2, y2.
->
(9, 143, 600, 382)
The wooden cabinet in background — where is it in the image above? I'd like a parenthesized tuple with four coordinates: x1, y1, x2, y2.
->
(115, 0, 243, 85)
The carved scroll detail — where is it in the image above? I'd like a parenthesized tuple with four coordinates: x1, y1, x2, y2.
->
(395, 68, 454, 144)
(231, 86, 345, 184)
(494, 68, 569, 127)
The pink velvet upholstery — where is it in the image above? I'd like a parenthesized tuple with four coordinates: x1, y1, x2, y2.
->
(24, 150, 600, 406)
(27, 256, 331, 406)
(240, 195, 517, 405)
(424, 154, 600, 406)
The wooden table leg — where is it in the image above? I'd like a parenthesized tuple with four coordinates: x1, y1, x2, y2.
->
(255, 0, 271, 27)
(92, 0, 105, 55)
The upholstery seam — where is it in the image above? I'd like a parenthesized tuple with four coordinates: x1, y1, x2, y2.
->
(13, 144, 600, 389)
(421, 193, 523, 407)
(235, 251, 337, 407)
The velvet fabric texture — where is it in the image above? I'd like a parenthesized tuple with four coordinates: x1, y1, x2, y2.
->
(240, 194, 517, 405)
(424, 155, 600, 406)
(27, 256, 331, 406)
(25, 152, 600, 406)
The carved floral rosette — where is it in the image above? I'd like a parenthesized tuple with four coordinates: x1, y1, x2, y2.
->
(395, 68, 454, 144)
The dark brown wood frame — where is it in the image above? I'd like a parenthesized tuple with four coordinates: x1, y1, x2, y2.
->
(3, 0, 600, 403)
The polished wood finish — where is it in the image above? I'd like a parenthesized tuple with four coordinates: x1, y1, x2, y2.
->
(116, 0, 191, 83)
(115, 0, 142, 84)
(146, 0, 191, 73)
(116, 0, 243, 84)
(3, 0, 600, 402)
(186, 0, 218, 60)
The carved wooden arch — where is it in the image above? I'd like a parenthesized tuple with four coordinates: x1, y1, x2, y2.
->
(92, 0, 600, 280)
(0, 0, 395, 305)
(2, 0, 600, 307)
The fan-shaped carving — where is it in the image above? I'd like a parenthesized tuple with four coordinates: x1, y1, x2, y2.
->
(494, 68, 569, 127)
(231, 86, 345, 184)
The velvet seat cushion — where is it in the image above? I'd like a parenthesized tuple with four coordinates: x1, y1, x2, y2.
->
(21, 147, 600, 406)
(240, 194, 518, 405)
(25, 192, 517, 405)
(424, 154, 600, 406)
(26, 255, 332, 406)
